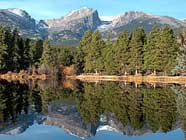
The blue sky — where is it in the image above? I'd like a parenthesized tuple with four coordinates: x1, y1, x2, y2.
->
(0, 0, 185, 20)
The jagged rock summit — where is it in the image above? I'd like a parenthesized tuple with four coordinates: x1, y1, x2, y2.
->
(44, 7, 101, 44)
(0, 8, 44, 39)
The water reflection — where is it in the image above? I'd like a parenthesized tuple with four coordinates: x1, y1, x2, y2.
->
(0, 80, 185, 139)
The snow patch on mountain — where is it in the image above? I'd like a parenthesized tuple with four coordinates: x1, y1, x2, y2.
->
(97, 125, 121, 133)
(7, 8, 27, 17)
(100, 16, 116, 21)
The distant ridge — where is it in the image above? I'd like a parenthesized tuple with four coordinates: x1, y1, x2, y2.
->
(0, 7, 185, 45)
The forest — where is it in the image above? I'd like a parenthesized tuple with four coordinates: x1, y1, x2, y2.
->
(0, 25, 186, 76)
(75, 26, 186, 75)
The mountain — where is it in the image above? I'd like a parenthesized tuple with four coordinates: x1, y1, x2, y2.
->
(0, 8, 47, 39)
(42, 102, 181, 138)
(0, 109, 45, 135)
(43, 9, 186, 44)
(44, 7, 101, 45)
(0, 8, 185, 45)
(98, 11, 186, 38)
(43, 102, 97, 138)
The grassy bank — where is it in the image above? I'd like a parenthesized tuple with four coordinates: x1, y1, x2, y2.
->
(0, 71, 48, 81)
(68, 74, 186, 84)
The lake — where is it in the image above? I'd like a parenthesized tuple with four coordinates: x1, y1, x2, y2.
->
(0, 79, 185, 140)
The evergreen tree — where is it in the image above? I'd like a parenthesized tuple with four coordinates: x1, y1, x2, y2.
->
(143, 26, 161, 74)
(41, 40, 54, 67)
(0, 27, 44, 72)
(128, 28, 146, 74)
(103, 32, 117, 74)
(22, 39, 31, 69)
(0, 26, 8, 71)
(104, 47, 116, 74)
(41, 40, 59, 75)
(58, 47, 74, 66)
(17, 37, 25, 70)
(79, 30, 93, 54)
(158, 26, 178, 74)
(114, 31, 130, 74)
(29, 39, 43, 66)
(173, 29, 186, 75)
(84, 30, 105, 73)
(104, 31, 130, 75)
(11, 28, 21, 71)
(74, 30, 93, 73)
(3, 27, 13, 71)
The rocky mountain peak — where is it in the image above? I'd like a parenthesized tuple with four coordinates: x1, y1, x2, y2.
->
(7, 8, 27, 16)
(111, 11, 148, 25)
(3, 8, 32, 19)
(44, 7, 101, 44)
(45, 7, 100, 28)
(64, 7, 97, 20)
(0, 8, 45, 39)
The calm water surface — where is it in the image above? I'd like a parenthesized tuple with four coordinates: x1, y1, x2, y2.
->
(0, 80, 185, 140)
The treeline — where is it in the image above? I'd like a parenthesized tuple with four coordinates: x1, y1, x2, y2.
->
(0, 26, 74, 75)
(0, 26, 43, 73)
(1, 25, 186, 76)
(74, 26, 186, 75)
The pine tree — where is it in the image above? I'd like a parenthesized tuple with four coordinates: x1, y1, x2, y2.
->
(29, 39, 43, 66)
(173, 29, 186, 75)
(79, 30, 93, 54)
(143, 26, 161, 74)
(84, 30, 105, 73)
(104, 47, 117, 74)
(114, 31, 130, 74)
(22, 38, 31, 69)
(74, 30, 93, 73)
(3, 27, 13, 71)
(58, 47, 74, 66)
(128, 28, 146, 74)
(158, 26, 178, 74)
(0, 26, 8, 71)
(11, 28, 21, 71)
(41, 40, 59, 75)
(41, 40, 53, 67)
(103, 32, 117, 74)
(17, 37, 25, 70)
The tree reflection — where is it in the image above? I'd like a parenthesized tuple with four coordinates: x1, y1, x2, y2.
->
(77, 82, 177, 132)
(0, 80, 182, 134)
(142, 87, 176, 132)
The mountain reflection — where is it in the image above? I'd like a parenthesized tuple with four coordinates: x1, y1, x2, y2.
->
(0, 80, 185, 138)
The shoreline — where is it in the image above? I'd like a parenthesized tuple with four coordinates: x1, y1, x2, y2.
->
(1, 71, 186, 85)
(0, 71, 48, 81)
(67, 74, 186, 84)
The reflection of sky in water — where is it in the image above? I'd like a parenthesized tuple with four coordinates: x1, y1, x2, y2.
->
(0, 124, 184, 140)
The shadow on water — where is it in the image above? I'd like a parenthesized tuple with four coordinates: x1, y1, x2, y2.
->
(0, 79, 185, 139)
